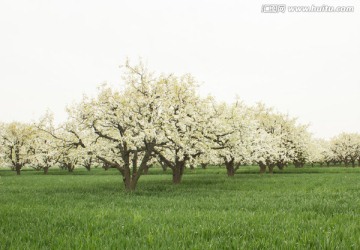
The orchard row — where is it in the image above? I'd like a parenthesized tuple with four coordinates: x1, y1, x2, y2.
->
(1, 61, 359, 191)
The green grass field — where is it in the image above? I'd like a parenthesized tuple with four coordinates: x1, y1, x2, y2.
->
(1, 166, 360, 249)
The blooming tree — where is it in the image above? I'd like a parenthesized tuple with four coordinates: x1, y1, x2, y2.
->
(0, 122, 35, 175)
(252, 104, 311, 173)
(152, 74, 213, 183)
(331, 133, 360, 167)
(36, 112, 87, 173)
(73, 61, 167, 190)
(307, 139, 335, 166)
(28, 130, 61, 174)
(205, 101, 256, 176)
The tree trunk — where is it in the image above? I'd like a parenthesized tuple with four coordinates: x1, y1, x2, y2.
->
(122, 168, 134, 191)
(143, 165, 149, 175)
(84, 165, 91, 171)
(201, 163, 207, 169)
(15, 165, 21, 175)
(129, 180, 137, 191)
(170, 156, 186, 184)
(103, 163, 110, 171)
(172, 167, 182, 184)
(159, 160, 168, 172)
(268, 164, 274, 174)
(190, 164, 195, 170)
(259, 162, 266, 174)
(225, 161, 235, 177)
(171, 162, 185, 184)
(120, 149, 153, 192)
(155, 149, 187, 184)
(43, 167, 49, 175)
(277, 162, 284, 170)
(351, 161, 355, 168)
(294, 162, 303, 168)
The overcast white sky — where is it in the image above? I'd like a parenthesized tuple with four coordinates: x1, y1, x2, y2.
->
(0, 0, 359, 139)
